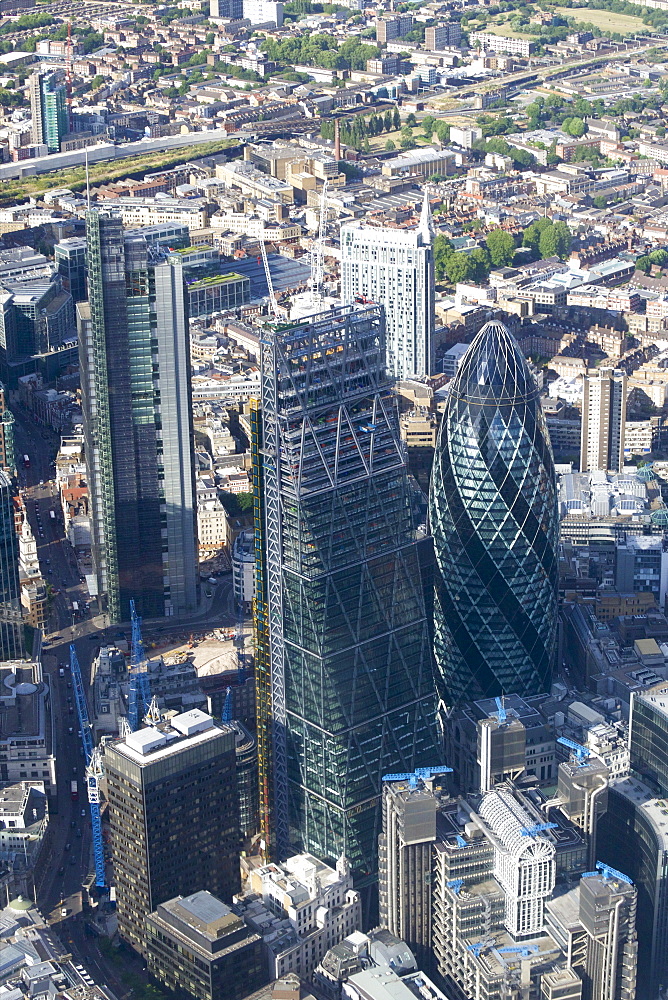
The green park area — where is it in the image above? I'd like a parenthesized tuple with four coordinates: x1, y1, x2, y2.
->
(554, 5, 653, 32)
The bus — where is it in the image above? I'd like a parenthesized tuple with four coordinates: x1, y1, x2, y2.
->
(22, 455, 29, 468)
(70, 781, 78, 801)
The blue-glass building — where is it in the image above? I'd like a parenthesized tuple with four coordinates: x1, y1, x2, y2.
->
(429, 320, 558, 717)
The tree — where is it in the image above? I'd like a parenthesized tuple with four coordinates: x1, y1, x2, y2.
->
(553, 221, 572, 260)
(434, 120, 450, 144)
(433, 234, 454, 281)
(561, 116, 585, 138)
(445, 253, 474, 284)
(91, 74, 105, 90)
(649, 248, 668, 268)
(469, 247, 491, 283)
(485, 229, 516, 267)
(385, 139, 396, 150)
(522, 217, 552, 257)
(393, 108, 401, 130)
(593, 195, 607, 209)
(636, 255, 652, 274)
(421, 115, 435, 137)
(384, 109, 393, 132)
(406, 112, 417, 126)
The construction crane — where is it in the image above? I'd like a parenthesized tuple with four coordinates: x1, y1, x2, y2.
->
(455, 835, 467, 848)
(260, 235, 279, 318)
(520, 822, 558, 837)
(70, 644, 106, 889)
(128, 599, 150, 732)
(222, 687, 233, 724)
(447, 879, 464, 895)
(582, 861, 634, 886)
(309, 179, 328, 308)
(494, 696, 507, 725)
(495, 944, 540, 959)
(381, 765, 453, 789)
(557, 736, 594, 766)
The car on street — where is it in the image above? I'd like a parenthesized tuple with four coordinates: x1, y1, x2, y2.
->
(80, 809, 86, 817)
(65, 843, 71, 851)
(60, 907, 67, 917)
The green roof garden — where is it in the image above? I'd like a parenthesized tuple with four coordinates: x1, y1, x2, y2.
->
(189, 272, 248, 289)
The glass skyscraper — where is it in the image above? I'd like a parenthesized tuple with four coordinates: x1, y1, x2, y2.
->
(429, 320, 558, 718)
(0, 469, 24, 660)
(254, 303, 438, 878)
(80, 211, 198, 624)
(29, 72, 68, 153)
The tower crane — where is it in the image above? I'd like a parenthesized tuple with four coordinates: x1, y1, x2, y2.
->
(70, 644, 106, 888)
(582, 861, 633, 885)
(557, 736, 594, 767)
(381, 765, 453, 789)
(260, 235, 278, 318)
(128, 599, 151, 732)
(309, 179, 328, 308)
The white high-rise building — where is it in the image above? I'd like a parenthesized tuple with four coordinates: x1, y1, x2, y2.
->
(580, 368, 627, 473)
(243, 0, 283, 24)
(340, 191, 435, 380)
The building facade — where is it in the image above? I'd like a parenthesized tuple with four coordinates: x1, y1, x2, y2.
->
(0, 471, 23, 661)
(105, 710, 240, 954)
(340, 194, 435, 380)
(430, 320, 558, 717)
(254, 303, 438, 875)
(29, 72, 67, 153)
(581, 369, 627, 474)
(81, 211, 198, 623)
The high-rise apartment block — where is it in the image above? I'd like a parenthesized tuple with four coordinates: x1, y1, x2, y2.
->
(104, 710, 240, 954)
(81, 211, 198, 623)
(254, 304, 438, 874)
(210, 0, 243, 16)
(375, 14, 413, 43)
(29, 72, 67, 153)
(581, 369, 627, 473)
(340, 194, 435, 380)
(0, 470, 23, 661)
(425, 23, 461, 49)
(430, 320, 559, 715)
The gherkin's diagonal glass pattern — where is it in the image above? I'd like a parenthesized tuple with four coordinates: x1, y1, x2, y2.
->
(429, 320, 558, 715)
(259, 304, 438, 879)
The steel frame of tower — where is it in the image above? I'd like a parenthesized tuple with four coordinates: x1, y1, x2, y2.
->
(259, 331, 290, 858)
(258, 303, 438, 875)
(70, 644, 105, 887)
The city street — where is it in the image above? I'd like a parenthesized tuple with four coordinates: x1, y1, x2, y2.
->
(12, 406, 239, 995)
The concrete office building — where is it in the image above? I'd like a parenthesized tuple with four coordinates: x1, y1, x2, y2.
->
(105, 710, 240, 954)
(425, 23, 461, 49)
(145, 891, 265, 1000)
(340, 194, 435, 379)
(581, 369, 627, 474)
(81, 212, 199, 623)
(378, 778, 439, 967)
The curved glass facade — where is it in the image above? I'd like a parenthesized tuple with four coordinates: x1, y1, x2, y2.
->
(429, 320, 558, 713)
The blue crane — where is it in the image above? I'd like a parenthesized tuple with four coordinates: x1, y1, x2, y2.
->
(70, 644, 106, 889)
(467, 942, 487, 957)
(496, 944, 540, 959)
(222, 686, 233, 724)
(521, 822, 558, 837)
(581, 861, 634, 886)
(128, 599, 151, 732)
(447, 879, 464, 895)
(455, 835, 468, 848)
(381, 765, 453, 789)
(494, 696, 507, 725)
(557, 736, 593, 766)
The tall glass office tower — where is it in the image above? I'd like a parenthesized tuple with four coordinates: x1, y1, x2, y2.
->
(254, 304, 438, 878)
(81, 211, 198, 624)
(0, 469, 24, 660)
(29, 72, 68, 153)
(430, 320, 558, 718)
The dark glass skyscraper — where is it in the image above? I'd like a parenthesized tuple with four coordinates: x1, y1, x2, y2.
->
(429, 320, 558, 717)
(0, 469, 23, 660)
(81, 211, 198, 624)
(255, 303, 438, 878)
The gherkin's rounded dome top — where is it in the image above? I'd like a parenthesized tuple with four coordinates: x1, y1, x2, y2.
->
(637, 463, 655, 482)
(449, 320, 538, 407)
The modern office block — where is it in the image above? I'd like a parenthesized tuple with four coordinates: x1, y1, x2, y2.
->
(81, 211, 198, 623)
(254, 303, 438, 875)
(340, 193, 435, 379)
(29, 72, 67, 153)
(597, 776, 663, 998)
(430, 319, 559, 716)
(145, 891, 265, 1000)
(105, 710, 240, 954)
(581, 369, 627, 474)
(378, 778, 438, 966)
(0, 470, 23, 661)
(577, 872, 637, 1000)
(55, 238, 87, 302)
(629, 681, 668, 796)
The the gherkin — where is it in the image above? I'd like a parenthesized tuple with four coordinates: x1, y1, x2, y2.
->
(429, 320, 559, 717)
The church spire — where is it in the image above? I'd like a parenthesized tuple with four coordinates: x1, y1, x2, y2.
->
(418, 186, 434, 244)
